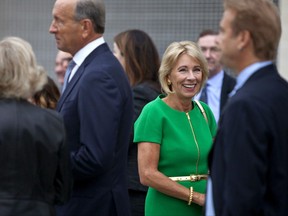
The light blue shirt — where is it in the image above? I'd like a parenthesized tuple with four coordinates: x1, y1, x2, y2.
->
(229, 61, 273, 97)
(68, 37, 105, 82)
(194, 70, 224, 123)
(205, 61, 273, 216)
(205, 177, 215, 216)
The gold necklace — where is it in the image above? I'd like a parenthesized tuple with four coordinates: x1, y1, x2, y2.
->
(186, 112, 200, 174)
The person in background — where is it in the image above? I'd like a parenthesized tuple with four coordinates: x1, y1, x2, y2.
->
(54, 50, 72, 88)
(113, 29, 161, 216)
(194, 29, 235, 123)
(0, 36, 71, 216)
(134, 41, 217, 216)
(206, 0, 288, 215)
(49, 0, 134, 215)
(32, 66, 60, 109)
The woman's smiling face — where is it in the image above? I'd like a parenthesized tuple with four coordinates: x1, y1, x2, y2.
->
(167, 53, 203, 100)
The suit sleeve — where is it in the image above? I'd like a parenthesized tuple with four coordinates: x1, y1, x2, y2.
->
(71, 70, 123, 180)
(220, 99, 269, 215)
(54, 116, 73, 205)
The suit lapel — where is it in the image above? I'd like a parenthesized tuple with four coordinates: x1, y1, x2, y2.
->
(57, 43, 110, 111)
(236, 64, 276, 94)
(57, 65, 85, 111)
(220, 73, 236, 112)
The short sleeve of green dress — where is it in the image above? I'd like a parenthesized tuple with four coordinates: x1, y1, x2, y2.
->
(134, 95, 217, 216)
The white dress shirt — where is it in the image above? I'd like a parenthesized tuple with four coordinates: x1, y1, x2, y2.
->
(68, 37, 105, 82)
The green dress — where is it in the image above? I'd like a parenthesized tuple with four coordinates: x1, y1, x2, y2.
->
(134, 95, 217, 216)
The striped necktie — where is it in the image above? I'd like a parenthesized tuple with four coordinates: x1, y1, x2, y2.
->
(199, 83, 208, 104)
(62, 60, 76, 93)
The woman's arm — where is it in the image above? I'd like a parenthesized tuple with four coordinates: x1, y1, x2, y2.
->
(138, 142, 205, 206)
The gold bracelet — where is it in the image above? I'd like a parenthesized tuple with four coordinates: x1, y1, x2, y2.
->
(188, 186, 193, 205)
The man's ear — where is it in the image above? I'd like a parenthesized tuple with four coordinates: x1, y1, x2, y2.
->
(237, 30, 251, 51)
(80, 19, 93, 38)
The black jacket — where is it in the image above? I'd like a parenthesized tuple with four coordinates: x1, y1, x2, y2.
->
(209, 64, 288, 215)
(128, 81, 161, 191)
(0, 98, 71, 216)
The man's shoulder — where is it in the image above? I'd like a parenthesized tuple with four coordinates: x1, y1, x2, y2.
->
(223, 71, 236, 81)
(223, 71, 236, 88)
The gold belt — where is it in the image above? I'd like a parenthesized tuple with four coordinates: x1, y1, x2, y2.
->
(169, 174, 208, 182)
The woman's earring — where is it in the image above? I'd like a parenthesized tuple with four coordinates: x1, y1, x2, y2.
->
(167, 79, 172, 85)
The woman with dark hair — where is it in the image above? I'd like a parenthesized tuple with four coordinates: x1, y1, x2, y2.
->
(31, 66, 60, 109)
(113, 29, 161, 216)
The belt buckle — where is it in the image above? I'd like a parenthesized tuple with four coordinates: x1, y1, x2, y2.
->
(190, 174, 199, 181)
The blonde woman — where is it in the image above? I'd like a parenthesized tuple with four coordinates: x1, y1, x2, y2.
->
(134, 41, 217, 216)
(0, 36, 71, 216)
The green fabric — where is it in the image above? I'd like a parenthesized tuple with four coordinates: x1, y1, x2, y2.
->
(134, 95, 217, 216)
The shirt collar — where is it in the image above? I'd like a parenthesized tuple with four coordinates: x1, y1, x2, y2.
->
(73, 37, 105, 66)
(207, 70, 224, 88)
(229, 61, 272, 97)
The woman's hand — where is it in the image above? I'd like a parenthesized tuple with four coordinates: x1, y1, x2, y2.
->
(193, 192, 206, 206)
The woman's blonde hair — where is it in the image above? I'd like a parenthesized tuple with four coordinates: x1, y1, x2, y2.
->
(0, 37, 47, 99)
(159, 41, 208, 94)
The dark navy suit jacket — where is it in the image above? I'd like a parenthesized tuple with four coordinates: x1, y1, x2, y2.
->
(56, 43, 133, 216)
(220, 72, 236, 114)
(209, 64, 288, 215)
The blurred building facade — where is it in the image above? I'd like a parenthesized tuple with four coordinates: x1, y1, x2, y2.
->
(1, 0, 285, 81)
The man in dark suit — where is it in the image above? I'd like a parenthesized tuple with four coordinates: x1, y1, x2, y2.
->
(195, 29, 236, 123)
(49, 0, 133, 215)
(205, 0, 288, 215)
